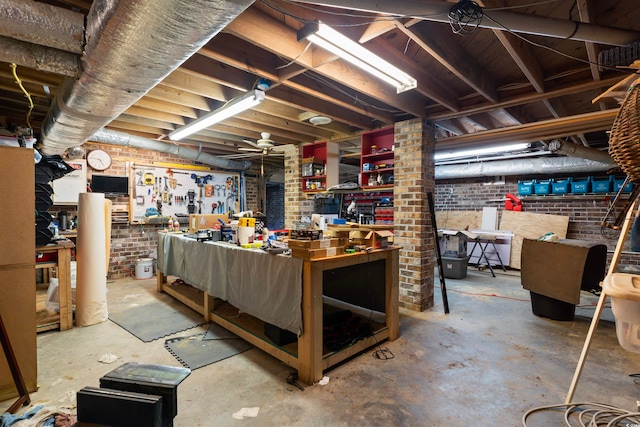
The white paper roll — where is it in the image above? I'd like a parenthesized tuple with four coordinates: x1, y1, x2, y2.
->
(76, 193, 109, 326)
(237, 226, 255, 245)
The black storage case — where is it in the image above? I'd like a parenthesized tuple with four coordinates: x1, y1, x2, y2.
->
(77, 386, 163, 427)
(264, 322, 298, 346)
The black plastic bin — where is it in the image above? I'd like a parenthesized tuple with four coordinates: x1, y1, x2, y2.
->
(529, 291, 576, 321)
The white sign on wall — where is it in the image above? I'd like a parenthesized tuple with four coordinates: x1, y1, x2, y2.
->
(53, 159, 87, 205)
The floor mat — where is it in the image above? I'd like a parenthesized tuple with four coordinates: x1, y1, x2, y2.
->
(203, 323, 238, 340)
(165, 333, 252, 370)
(109, 301, 205, 342)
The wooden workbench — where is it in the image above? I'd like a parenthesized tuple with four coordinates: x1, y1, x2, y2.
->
(35, 240, 74, 332)
(157, 239, 399, 385)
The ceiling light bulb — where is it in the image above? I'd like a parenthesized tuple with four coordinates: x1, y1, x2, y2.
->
(169, 89, 265, 141)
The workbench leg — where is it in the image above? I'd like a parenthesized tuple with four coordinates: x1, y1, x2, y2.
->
(203, 292, 212, 323)
(386, 250, 400, 340)
(157, 271, 166, 293)
(298, 262, 323, 385)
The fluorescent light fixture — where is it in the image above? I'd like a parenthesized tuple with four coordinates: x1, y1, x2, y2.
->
(168, 89, 265, 141)
(434, 143, 530, 161)
(298, 22, 417, 94)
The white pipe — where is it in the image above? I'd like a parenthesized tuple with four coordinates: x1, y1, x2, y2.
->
(436, 156, 612, 179)
(293, 0, 639, 46)
(91, 129, 252, 171)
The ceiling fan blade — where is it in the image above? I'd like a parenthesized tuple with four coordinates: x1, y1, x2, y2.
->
(238, 147, 261, 152)
(242, 139, 261, 149)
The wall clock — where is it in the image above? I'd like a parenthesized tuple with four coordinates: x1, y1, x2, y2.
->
(87, 149, 112, 171)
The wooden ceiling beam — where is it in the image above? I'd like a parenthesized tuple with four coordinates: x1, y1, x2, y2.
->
(266, 85, 377, 130)
(200, 37, 395, 123)
(145, 84, 211, 111)
(124, 106, 186, 126)
(134, 97, 198, 119)
(161, 69, 228, 101)
(116, 114, 175, 132)
(254, 100, 354, 136)
(107, 120, 165, 137)
(224, 7, 427, 118)
(436, 109, 618, 148)
(395, 21, 499, 103)
(0, 65, 64, 87)
(365, 35, 460, 112)
(0, 76, 52, 98)
(428, 75, 623, 120)
(236, 108, 335, 139)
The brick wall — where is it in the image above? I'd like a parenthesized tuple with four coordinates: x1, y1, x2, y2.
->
(435, 175, 640, 269)
(394, 119, 436, 311)
(50, 142, 258, 280)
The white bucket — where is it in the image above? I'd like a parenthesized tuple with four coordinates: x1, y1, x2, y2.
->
(237, 226, 255, 245)
(135, 258, 154, 279)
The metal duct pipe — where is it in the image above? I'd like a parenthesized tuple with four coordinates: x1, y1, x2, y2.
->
(294, 0, 639, 46)
(436, 156, 613, 180)
(40, 0, 254, 155)
(548, 139, 615, 165)
(0, 0, 84, 53)
(91, 129, 252, 171)
(0, 36, 79, 77)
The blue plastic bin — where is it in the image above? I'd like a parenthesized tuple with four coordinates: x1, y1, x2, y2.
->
(571, 177, 592, 194)
(614, 177, 634, 193)
(551, 178, 572, 194)
(534, 180, 551, 195)
(592, 176, 613, 193)
(518, 180, 535, 195)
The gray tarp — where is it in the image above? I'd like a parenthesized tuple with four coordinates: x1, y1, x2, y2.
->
(157, 233, 304, 335)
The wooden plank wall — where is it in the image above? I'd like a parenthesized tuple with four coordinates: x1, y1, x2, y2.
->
(435, 210, 482, 230)
(499, 210, 570, 269)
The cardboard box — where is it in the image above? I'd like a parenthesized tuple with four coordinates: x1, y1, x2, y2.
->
(189, 214, 228, 233)
(290, 246, 345, 259)
(349, 229, 394, 249)
(521, 238, 607, 305)
(288, 238, 343, 249)
(289, 229, 323, 240)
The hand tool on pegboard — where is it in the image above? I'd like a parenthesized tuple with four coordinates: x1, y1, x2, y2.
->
(190, 174, 212, 214)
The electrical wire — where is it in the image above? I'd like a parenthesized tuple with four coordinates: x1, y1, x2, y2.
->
(522, 402, 640, 426)
(483, 13, 640, 76)
(447, 287, 531, 302)
(448, 0, 483, 35)
(306, 73, 403, 114)
(10, 63, 34, 129)
(276, 41, 312, 70)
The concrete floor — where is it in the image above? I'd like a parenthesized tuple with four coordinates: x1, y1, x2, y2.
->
(3, 268, 640, 426)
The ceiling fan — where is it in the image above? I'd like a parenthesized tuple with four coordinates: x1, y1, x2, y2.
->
(223, 132, 290, 158)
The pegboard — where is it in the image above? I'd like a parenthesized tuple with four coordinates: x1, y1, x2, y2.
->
(130, 164, 240, 223)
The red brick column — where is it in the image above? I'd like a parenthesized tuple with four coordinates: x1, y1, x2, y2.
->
(284, 144, 314, 228)
(394, 119, 436, 311)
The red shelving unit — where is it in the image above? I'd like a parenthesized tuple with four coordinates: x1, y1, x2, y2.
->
(360, 126, 394, 189)
(301, 141, 328, 192)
